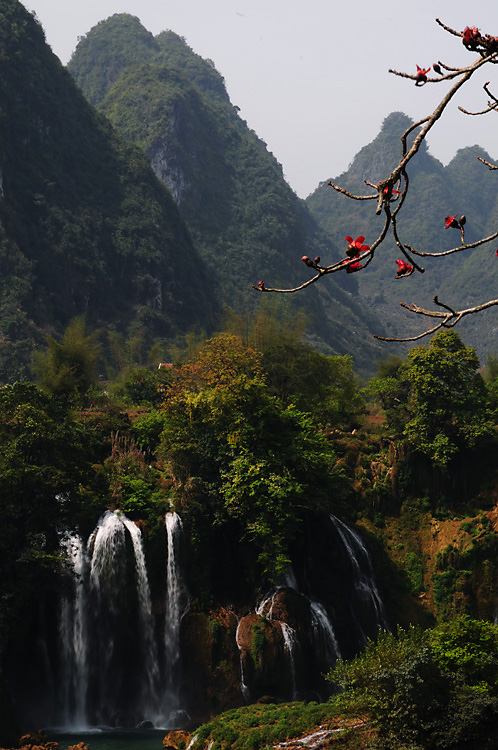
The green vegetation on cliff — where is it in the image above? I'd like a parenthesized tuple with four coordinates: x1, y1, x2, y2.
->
(0, 0, 217, 382)
(67, 13, 387, 375)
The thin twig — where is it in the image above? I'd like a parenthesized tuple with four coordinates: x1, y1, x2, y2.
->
(478, 156, 498, 170)
(404, 228, 498, 257)
(327, 181, 377, 201)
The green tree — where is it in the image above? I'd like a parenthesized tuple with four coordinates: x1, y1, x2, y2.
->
(159, 334, 343, 579)
(328, 617, 498, 750)
(402, 330, 493, 468)
(32, 316, 102, 403)
(0, 383, 95, 643)
(262, 338, 364, 430)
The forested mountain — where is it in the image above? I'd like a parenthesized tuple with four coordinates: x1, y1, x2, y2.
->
(67, 14, 387, 374)
(307, 112, 498, 357)
(0, 0, 218, 382)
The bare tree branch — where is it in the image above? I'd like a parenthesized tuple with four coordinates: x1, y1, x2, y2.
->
(478, 156, 498, 170)
(404, 229, 498, 258)
(254, 19, 498, 343)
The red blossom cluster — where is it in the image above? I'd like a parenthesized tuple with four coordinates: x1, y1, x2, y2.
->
(345, 257, 363, 274)
(462, 26, 481, 50)
(461, 26, 498, 53)
(342, 236, 370, 274)
(379, 181, 402, 199)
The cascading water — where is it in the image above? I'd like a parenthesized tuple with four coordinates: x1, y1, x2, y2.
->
(162, 511, 187, 726)
(330, 514, 389, 642)
(310, 601, 341, 666)
(280, 622, 298, 699)
(121, 516, 160, 720)
(58, 533, 89, 729)
(55, 510, 187, 730)
(235, 620, 251, 702)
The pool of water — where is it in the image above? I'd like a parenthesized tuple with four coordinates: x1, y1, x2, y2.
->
(48, 729, 168, 750)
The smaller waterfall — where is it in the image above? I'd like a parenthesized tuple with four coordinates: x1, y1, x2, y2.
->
(280, 622, 298, 699)
(330, 515, 389, 638)
(255, 582, 341, 698)
(58, 533, 89, 729)
(256, 590, 277, 619)
(235, 620, 251, 702)
(121, 516, 160, 719)
(310, 601, 341, 666)
(163, 511, 187, 725)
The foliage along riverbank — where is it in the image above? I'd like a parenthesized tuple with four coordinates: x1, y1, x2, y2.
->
(3, 316, 498, 746)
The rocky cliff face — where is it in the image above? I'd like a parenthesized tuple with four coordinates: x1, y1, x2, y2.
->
(67, 14, 388, 376)
(0, 0, 219, 382)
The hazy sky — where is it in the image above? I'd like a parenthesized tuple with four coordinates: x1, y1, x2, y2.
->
(25, 0, 498, 197)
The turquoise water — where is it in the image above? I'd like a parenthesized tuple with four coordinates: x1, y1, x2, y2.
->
(49, 729, 167, 750)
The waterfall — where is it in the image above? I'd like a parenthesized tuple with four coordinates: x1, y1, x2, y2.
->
(87, 511, 131, 726)
(235, 620, 251, 702)
(163, 511, 187, 725)
(56, 510, 166, 729)
(58, 533, 89, 729)
(121, 516, 160, 719)
(255, 582, 341, 698)
(310, 601, 341, 666)
(330, 515, 389, 638)
(256, 590, 277, 619)
(280, 622, 298, 699)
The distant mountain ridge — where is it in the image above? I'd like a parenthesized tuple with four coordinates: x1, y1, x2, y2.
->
(68, 14, 388, 374)
(306, 112, 498, 357)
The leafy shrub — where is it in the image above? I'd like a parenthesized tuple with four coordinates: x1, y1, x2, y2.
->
(327, 617, 498, 749)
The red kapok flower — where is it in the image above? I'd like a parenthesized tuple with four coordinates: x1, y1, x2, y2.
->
(341, 251, 364, 273)
(345, 235, 370, 257)
(445, 215, 460, 229)
(347, 259, 363, 274)
(495, 249, 498, 258)
(257, 280, 265, 290)
(379, 181, 401, 199)
(395, 259, 414, 278)
(415, 65, 431, 85)
(462, 26, 480, 50)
